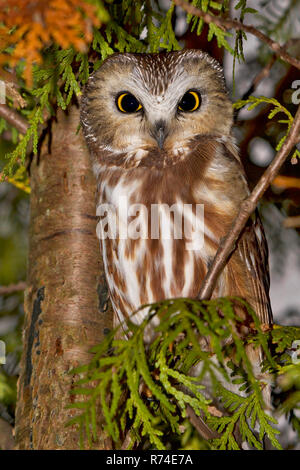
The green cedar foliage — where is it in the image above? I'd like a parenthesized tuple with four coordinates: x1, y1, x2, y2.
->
(68, 298, 300, 450)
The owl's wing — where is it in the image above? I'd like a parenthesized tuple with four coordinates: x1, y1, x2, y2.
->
(236, 210, 273, 326)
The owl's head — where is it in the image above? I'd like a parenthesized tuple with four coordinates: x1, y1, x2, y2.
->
(81, 49, 233, 167)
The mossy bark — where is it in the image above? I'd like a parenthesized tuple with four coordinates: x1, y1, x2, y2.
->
(14, 106, 113, 449)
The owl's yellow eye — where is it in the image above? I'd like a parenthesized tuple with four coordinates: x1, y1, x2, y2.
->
(178, 90, 201, 112)
(116, 92, 142, 113)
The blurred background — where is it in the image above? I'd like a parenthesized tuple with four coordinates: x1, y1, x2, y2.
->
(0, 139, 28, 424)
(0, 0, 299, 445)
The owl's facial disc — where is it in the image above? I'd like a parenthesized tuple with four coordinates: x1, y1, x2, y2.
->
(81, 50, 234, 163)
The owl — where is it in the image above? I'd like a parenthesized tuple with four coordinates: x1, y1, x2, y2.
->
(80, 49, 272, 340)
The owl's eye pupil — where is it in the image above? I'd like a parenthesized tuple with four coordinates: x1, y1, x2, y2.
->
(116, 93, 142, 113)
(178, 90, 201, 112)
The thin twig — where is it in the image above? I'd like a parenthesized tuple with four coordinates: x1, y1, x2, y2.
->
(120, 430, 133, 450)
(241, 54, 277, 102)
(0, 281, 27, 296)
(173, 0, 300, 70)
(5, 81, 27, 108)
(186, 405, 220, 440)
(234, 54, 277, 122)
(198, 104, 300, 300)
(0, 104, 29, 134)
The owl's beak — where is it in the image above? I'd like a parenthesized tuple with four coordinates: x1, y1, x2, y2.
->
(152, 120, 168, 149)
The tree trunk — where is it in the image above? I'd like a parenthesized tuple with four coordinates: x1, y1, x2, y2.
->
(14, 106, 113, 450)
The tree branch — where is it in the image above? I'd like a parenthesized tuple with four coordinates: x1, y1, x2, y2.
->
(186, 405, 220, 440)
(4, 80, 27, 108)
(173, 0, 300, 70)
(0, 281, 27, 296)
(198, 105, 300, 301)
(241, 55, 277, 102)
(283, 215, 300, 229)
(234, 54, 277, 122)
(272, 175, 300, 190)
(0, 104, 29, 135)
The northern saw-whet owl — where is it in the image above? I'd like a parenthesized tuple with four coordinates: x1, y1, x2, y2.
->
(80, 49, 273, 344)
